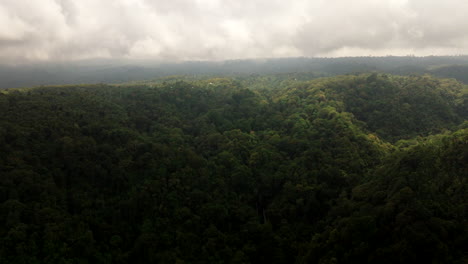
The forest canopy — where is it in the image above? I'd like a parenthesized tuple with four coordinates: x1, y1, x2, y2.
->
(0, 73, 466, 263)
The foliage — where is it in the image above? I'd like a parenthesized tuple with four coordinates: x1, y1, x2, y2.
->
(0, 74, 466, 263)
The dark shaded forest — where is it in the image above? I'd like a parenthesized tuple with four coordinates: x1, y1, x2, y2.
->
(0, 73, 466, 263)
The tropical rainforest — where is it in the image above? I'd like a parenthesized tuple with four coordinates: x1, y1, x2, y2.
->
(0, 73, 466, 263)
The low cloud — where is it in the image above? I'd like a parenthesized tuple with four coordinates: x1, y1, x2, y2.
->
(0, 0, 467, 63)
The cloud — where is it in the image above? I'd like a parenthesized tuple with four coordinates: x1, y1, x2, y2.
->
(0, 0, 466, 63)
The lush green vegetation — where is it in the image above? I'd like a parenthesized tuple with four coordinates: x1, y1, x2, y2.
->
(0, 74, 466, 263)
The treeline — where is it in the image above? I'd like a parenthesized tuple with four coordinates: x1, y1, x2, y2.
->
(0, 74, 466, 263)
(4, 55, 468, 89)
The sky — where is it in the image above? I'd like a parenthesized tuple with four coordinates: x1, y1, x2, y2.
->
(0, 0, 467, 63)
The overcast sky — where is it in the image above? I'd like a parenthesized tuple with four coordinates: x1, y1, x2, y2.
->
(0, 0, 466, 63)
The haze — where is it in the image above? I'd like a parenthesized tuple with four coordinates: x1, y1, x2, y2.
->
(0, 0, 466, 64)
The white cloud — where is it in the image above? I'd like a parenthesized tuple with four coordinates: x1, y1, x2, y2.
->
(0, 0, 467, 63)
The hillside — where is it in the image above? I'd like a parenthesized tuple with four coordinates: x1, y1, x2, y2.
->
(0, 74, 466, 263)
(3, 56, 468, 89)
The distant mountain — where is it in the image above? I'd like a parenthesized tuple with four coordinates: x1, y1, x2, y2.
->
(3, 56, 468, 89)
